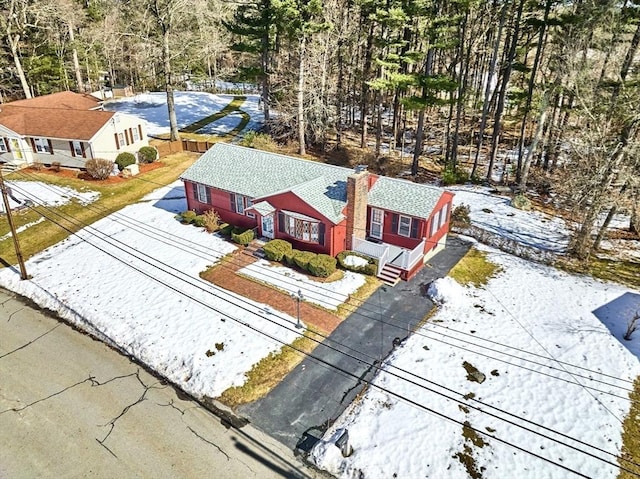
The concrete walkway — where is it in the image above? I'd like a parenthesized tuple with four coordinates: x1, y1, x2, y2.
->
(239, 236, 471, 451)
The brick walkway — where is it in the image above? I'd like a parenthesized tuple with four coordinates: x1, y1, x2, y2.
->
(200, 249, 342, 334)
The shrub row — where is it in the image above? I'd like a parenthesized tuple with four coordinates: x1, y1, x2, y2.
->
(177, 212, 254, 244)
(231, 227, 254, 246)
(263, 239, 337, 278)
(336, 251, 378, 276)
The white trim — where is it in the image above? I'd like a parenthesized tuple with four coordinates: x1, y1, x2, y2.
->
(398, 215, 411, 237)
(196, 184, 208, 203)
(370, 208, 384, 239)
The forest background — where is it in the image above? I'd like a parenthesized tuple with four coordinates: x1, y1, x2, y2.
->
(1, 0, 639, 259)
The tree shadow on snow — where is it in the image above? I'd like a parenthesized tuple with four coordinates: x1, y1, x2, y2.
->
(592, 292, 640, 358)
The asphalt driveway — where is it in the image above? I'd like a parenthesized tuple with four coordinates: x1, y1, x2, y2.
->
(239, 235, 471, 452)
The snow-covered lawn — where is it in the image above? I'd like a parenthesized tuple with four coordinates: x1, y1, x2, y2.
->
(196, 112, 244, 135)
(312, 241, 640, 478)
(0, 181, 300, 399)
(239, 259, 366, 311)
(104, 92, 233, 136)
(450, 185, 570, 253)
(104, 91, 265, 138)
(2, 181, 99, 211)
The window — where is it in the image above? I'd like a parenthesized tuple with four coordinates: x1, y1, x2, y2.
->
(430, 213, 439, 237)
(279, 212, 323, 245)
(132, 127, 140, 142)
(245, 198, 255, 218)
(0, 139, 7, 153)
(33, 137, 51, 153)
(235, 194, 244, 215)
(118, 132, 126, 147)
(398, 215, 411, 237)
(230, 194, 254, 216)
(71, 140, 84, 157)
(196, 184, 208, 203)
(370, 208, 383, 239)
(440, 203, 449, 228)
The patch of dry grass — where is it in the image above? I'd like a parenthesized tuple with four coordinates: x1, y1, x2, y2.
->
(619, 376, 640, 479)
(449, 247, 502, 287)
(217, 327, 323, 408)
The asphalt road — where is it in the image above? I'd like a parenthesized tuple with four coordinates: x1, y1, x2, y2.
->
(240, 236, 471, 451)
(0, 288, 317, 479)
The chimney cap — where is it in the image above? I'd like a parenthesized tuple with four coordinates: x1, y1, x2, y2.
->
(354, 164, 368, 173)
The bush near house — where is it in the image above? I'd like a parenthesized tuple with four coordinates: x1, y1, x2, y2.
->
(193, 215, 206, 227)
(451, 204, 471, 227)
(138, 146, 158, 164)
(231, 227, 254, 245)
(284, 249, 300, 266)
(293, 251, 316, 271)
(178, 210, 197, 224)
(336, 250, 378, 276)
(218, 223, 233, 236)
(202, 209, 222, 233)
(308, 254, 337, 277)
(85, 158, 114, 180)
(263, 239, 293, 261)
(115, 152, 136, 171)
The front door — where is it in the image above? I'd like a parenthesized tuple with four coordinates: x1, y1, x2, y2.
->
(370, 208, 384, 239)
(262, 214, 274, 239)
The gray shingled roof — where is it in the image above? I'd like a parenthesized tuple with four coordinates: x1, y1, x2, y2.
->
(368, 176, 444, 218)
(180, 143, 447, 223)
(248, 201, 276, 216)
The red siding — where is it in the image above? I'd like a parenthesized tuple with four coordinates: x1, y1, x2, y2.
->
(423, 191, 454, 254)
(184, 181, 257, 229)
(260, 191, 336, 255)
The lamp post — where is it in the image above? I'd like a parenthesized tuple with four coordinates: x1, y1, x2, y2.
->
(291, 289, 303, 329)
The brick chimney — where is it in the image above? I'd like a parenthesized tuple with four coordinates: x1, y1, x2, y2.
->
(345, 166, 369, 250)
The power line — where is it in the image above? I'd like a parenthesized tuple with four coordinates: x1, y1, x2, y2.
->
(8, 171, 637, 397)
(9, 185, 640, 477)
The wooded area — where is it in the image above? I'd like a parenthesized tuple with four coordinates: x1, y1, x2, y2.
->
(1, 0, 639, 258)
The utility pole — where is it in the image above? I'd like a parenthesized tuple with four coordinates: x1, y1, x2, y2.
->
(0, 170, 28, 280)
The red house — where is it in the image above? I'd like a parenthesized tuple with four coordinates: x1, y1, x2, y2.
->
(181, 143, 454, 283)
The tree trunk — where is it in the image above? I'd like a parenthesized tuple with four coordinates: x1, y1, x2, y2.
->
(411, 48, 434, 175)
(8, 34, 31, 99)
(472, 0, 509, 178)
(571, 121, 638, 258)
(162, 27, 180, 141)
(69, 23, 84, 93)
(518, 91, 549, 189)
(486, 0, 525, 182)
(261, 30, 270, 122)
(360, 23, 375, 149)
(297, 34, 306, 155)
(516, 0, 551, 183)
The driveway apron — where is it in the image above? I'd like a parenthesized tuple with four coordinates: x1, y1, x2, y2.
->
(239, 236, 471, 452)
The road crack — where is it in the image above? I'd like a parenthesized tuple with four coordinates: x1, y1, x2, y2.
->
(187, 426, 230, 461)
(0, 323, 61, 359)
(95, 370, 166, 456)
(0, 376, 98, 415)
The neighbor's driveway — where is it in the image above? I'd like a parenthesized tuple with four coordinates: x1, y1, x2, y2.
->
(239, 236, 471, 451)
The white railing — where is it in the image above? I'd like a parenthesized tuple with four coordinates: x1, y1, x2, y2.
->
(397, 238, 426, 270)
(351, 236, 390, 275)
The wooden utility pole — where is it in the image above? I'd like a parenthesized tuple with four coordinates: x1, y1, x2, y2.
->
(0, 170, 28, 280)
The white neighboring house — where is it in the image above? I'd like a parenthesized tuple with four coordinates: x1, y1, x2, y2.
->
(0, 91, 148, 170)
